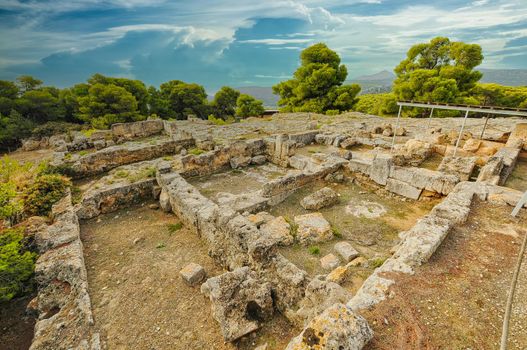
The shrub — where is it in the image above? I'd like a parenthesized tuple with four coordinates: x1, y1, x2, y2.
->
(23, 174, 71, 216)
(0, 227, 37, 301)
(0, 182, 22, 222)
(325, 109, 340, 116)
(207, 114, 226, 126)
(308, 246, 320, 255)
(31, 121, 83, 138)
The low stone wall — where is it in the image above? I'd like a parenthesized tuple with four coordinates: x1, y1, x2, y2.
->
(31, 194, 99, 350)
(347, 182, 526, 312)
(111, 119, 165, 141)
(54, 137, 193, 178)
(348, 154, 459, 200)
(262, 156, 346, 198)
(477, 146, 521, 185)
(176, 139, 265, 177)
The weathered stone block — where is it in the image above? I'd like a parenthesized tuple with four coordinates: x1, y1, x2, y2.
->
(294, 212, 332, 244)
(369, 154, 393, 186)
(386, 178, 422, 199)
(320, 253, 340, 270)
(300, 187, 338, 210)
(334, 241, 359, 262)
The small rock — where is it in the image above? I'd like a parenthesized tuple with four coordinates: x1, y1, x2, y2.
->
(334, 241, 359, 262)
(326, 265, 350, 284)
(348, 256, 367, 267)
(179, 263, 206, 285)
(148, 203, 160, 210)
(260, 216, 294, 246)
(255, 344, 268, 350)
(133, 237, 144, 245)
(320, 254, 340, 271)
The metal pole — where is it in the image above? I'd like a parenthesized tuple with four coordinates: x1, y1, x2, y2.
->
(391, 104, 403, 152)
(479, 114, 490, 140)
(427, 107, 435, 129)
(511, 191, 527, 217)
(453, 110, 469, 157)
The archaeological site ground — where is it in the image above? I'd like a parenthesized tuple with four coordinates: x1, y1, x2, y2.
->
(3, 111, 526, 350)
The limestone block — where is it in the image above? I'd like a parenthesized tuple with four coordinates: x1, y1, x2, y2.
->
(300, 187, 338, 210)
(294, 213, 332, 244)
(386, 178, 422, 200)
(251, 155, 267, 165)
(285, 303, 373, 350)
(260, 216, 294, 246)
(334, 241, 359, 262)
(320, 254, 340, 271)
(369, 154, 393, 186)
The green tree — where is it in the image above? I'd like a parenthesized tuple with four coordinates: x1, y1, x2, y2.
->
(235, 94, 265, 118)
(15, 75, 43, 94)
(78, 83, 141, 128)
(15, 89, 64, 122)
(212, 86, 240, 119)
(393, 37, 483, 112)
(0, 110, 34, 151)
(0, 81, 19, 117)
(88, 74, 148, 114)
(471, 83, 527, 108)
(273, 43, 361, 113)
(164, 81, 209, 120)
(353, 93, 398, 116)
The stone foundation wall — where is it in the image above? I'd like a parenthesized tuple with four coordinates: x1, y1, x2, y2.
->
(54, 137, 194, 178)
(347, 182, 526, 312)
(348, 154, 459, 200)
(477, 146, 521, 185)
(30, 194, 99, 350)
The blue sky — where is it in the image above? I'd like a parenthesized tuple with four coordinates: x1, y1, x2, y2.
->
(1, 0, 526, 91)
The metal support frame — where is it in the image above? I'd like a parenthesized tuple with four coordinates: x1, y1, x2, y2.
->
(426, 107, 435, 129)
(511, 191, 527, 217)
(453, 110, 470, 157)
(390, 104, 403, 152)
(480, 115, 490, 140)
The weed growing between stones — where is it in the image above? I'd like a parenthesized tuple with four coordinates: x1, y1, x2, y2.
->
(189, 148, 205, 156)
(308, 246, 321, 255)
(167, 222, 183, 235)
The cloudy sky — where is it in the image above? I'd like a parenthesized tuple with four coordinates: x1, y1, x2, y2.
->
(1, 0, 526, 91)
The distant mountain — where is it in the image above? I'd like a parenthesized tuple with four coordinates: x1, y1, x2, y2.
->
(479, 68, 527, 86)
(237, 86, 279, 108)
(350, 70, 394, 94)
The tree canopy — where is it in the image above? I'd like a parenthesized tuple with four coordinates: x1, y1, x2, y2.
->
(273, 43, 360, 113)
(212, 86, 240, 119)
(235, 94, 265, 118)
(393, 37, 483, 105)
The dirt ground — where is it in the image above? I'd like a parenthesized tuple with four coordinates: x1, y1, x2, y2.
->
(0, 293, 36, 350)
(81, 202, 297, 350)
(361, 200, 527, 350)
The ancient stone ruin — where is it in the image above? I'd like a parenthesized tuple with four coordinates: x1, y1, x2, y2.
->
(26, 113, 527, 349)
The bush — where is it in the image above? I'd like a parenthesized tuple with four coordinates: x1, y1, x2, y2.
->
(353, 93, 398, 116)
(325, 109, 340, 116)
(23, 174, 71, 216)
(0, 227, 37, 301)
(207, 114, 227, 126)
(31, 121, 83, 138)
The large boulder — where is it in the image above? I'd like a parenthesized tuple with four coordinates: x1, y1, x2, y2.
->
(201, 267, 273, 342)
(294, 213, 332, 244)
(300, 187, 338, 210)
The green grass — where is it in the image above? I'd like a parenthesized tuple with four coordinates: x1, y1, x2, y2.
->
(156, 242, 166, 249)
(308, 246, 321, 255)
(284, 216, 298, 238)
(331, 225, 342, 238)
(114, 170, 129, 178)
(188, 148, 205, 156)
(370, 257, 386, 268)
(78, 150, 89, 156)
(167, 222, 183, 235)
